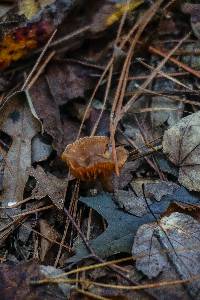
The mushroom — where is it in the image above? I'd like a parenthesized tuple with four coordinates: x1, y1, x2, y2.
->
(61, 136, 128, 182)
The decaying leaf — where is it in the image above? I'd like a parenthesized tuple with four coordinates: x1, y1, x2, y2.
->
(133, 212, 200, 299)
(39, 219, 60, 261)
(0, 0, 76, 69)
(29, 76, 82, 154)
(18, 0, 55, 20)
(114, 190, 150, 217)
(32, 134, 53, 163)
(0, 20, 54, 70)
(0, 0, 143, 69)
(133, 222, 168, 279)
(163, 111, 200, 192)
(29, 165, 67, 210)
(151, 66, 184, 130)
(150, 95, 184, 129)
(29, 165, 67, 209)
(0, 96, 40, 205)
(46, 61, 93, 105)
(70, 186, 200, 263)
(0, 260, 70, 299)
(68, 193, 155, 263)
(0, 3, 11, 18)
(105, 0, 143, 27)
(113, 161, 140, 191)
(182, 3, 200, 40)
(114, 181, 179, 217)
(132, 180, 179, 202)
(40, 265, 71, 298)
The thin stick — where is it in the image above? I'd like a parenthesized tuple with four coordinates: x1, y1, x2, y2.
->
(26, 51, 55, 90)
(21, 222, 72, 252)
(138, 59, 193, 91)
(119, 32, 191, 121)
(41, 25, 90, 50)
(12, 205, 54, 218)
(74, 288, 110, 300)
(110, 0, 164, 175)
(31, 274, 200, 291)
(149, 44, 200, 79)
(126, 88, 200, 107)
(64, 207, 97, 258)
(91, 64, 113, 136)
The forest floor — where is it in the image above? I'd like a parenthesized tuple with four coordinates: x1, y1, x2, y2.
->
(1, 1, 200, 299)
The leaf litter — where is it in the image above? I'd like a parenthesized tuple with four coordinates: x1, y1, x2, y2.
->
(2, 1, 200, 299)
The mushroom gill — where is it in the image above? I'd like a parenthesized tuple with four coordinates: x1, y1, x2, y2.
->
(61, 136, 128, 181)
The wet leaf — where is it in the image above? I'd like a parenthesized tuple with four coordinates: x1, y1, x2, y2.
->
(0, 0, 143, 69)
(151, 66, 184, 130)
(0, 3, 11, 18)
(40, 265, 71, 298)
(0, 96, 40, 205)
(163, 111, 200, 191)
(0, 20, 54, 70)
(156, 153, 179, 178)
(113, 161, 140, 191)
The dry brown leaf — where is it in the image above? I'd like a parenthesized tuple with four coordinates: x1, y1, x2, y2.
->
(0, 96, 40, 205)
(46, 61, 93, 105)
(29, 76, 82, 154)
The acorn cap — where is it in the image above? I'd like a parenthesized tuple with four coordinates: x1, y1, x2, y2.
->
(61, 136, 128, 181)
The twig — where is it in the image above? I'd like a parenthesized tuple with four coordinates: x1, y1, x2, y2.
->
(119, 32, 191, 121)
(74, 288, 110, 300)
(138, 59, 193, 91)
(31, 274, 200, 291)
(63, 207, 97, 258)
(12, 205, 54, 218)
(110, 0, 164, 176)
(54, 179, 79, 267)
(21, 30, 57, 91)
(149, 44, 200, 79)
(26, 51, 55, 90)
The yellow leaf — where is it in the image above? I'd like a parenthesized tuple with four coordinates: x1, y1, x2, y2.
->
(18, 0, 54, 19)
(106, 0, 143, 26)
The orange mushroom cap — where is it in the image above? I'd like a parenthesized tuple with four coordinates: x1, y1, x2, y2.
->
(61, 136, 128, 181)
